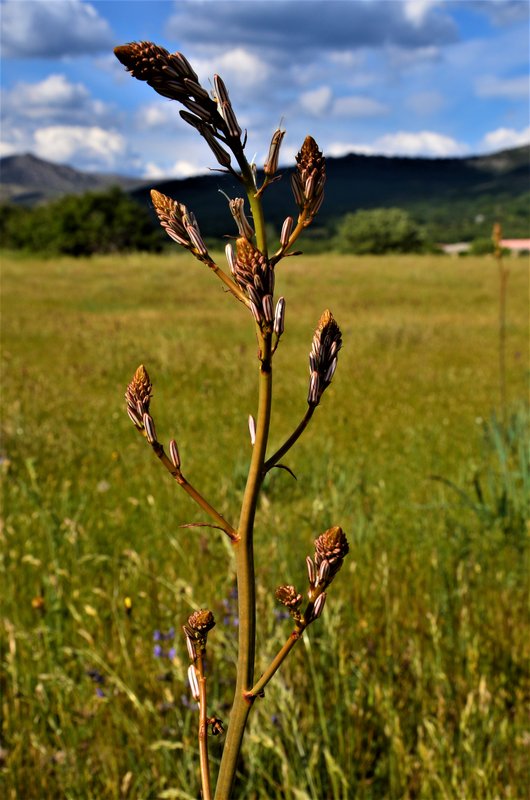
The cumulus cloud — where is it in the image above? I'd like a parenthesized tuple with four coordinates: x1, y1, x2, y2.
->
(299, 86, 332, 116)
(33, 125, 126, 169)
(2, 74, 116, 147)
(1, 0, 114, 58)
(476, 74, 529, 100)
(328, 130, 467, 158)
(166, 0, 458, 57)
(136, 101, 181, 130)
(191, 48, 269, 93)
(403, 0, 441, 27)
(332, 96, 388, 117)
(0, 141, 19, 157)
(480, 126, 530, 151)
(143, 159, 209, 179)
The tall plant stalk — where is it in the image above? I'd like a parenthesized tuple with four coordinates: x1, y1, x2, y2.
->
(116, 42, 349, 798)
(493, 222, 509, 427)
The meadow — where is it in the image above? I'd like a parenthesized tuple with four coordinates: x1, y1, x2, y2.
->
(1, 250, 528, 799)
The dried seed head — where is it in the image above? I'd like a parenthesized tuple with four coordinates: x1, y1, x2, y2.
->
(143, 413, 157, 445)
(264, 128, 285, 176)
(185, 632, 197, 662)
(169, 439, 181, 470)
(213, 74, 242, 139)
(126, 364, 152, 426)
(311, 592, 327, 621)
(274, 297, 286, 337)
(314, 526, 349, 583)
(280, 216, 293, 248)
(306, 555, 317, 587)
(151, 190, 210, 262)
(202, 127, 232, 167)
(188, 664, 200, 701)
(308, 310, 342, 406)
(187, 609, 216, 634)
(275, 585, 303, 610)
(292, 135, 326, 224)
(229, 198, 254, 240)
(234, 238, 274, 324)
(114, 42, 219, 120)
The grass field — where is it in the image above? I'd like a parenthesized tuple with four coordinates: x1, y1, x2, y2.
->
(1, 250, 528, 799)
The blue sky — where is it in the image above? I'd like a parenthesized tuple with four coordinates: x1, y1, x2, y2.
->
(1, 0, 529, 177)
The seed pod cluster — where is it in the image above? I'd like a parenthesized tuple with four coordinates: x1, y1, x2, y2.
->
(275, 585, 303, 611)
(231, 238, 275, 324)
(308, 310, 342, 406)
(114, 42, 242, 153)
(151, 190, 210, 262)
(125, 365, 152, 429)
(291, 136, 326, 224)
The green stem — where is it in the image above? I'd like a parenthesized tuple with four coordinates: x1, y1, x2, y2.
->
(263, 406, 315, 474)
(214, 331, 273, 799)
(247, 626, 304, 698)
(206, 259, 249, 306)
(237, 159, 268, 257)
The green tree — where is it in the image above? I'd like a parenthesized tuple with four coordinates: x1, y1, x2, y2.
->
(1, 187, 163, 255)
(335, 207, 425, 254)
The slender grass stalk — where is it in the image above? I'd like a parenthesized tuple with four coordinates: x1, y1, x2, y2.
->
(493, 222, 509, 428)
(115, 41, 349, 797)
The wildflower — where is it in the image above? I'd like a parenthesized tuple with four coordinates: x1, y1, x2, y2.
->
(307, 310, 342, 406)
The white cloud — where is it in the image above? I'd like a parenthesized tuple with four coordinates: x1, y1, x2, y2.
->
(4, 75, 89, 119)
(299, 88, 386, 119)
(137, 102, 181, 130)
(299, 87, 332, 116)
(192, 48, 269, 92)
(332, 96, 388, 117)
(480, 126, 530, 151)
(0, 141, 18, 157)
(2, 74, 114, 129)
(476, 74, 529, 100)
(143, 160, 209, 179)
(1, 0, 114, 58)
(328, 130, 467, 158)
(404, 0, 440, 27)
(34, 126, 126, 168)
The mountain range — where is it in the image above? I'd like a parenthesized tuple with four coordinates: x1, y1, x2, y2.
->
(1, 146, 528, 240)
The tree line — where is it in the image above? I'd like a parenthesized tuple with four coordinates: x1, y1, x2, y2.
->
(1, 186, 523, 256)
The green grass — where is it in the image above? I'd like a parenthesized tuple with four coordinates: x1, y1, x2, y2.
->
(1, 251, 528, 799)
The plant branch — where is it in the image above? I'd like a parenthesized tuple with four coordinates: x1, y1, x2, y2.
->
(148, 440, 238, 541)
(247, 626, 304, 699)
(196, 654, 212, 800)
(263, 406, 315, 473)
(205, 258, 250, 306)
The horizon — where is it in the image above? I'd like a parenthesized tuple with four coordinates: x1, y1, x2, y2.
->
(2, 140, 529, 182)
(1, 1, 529, 179)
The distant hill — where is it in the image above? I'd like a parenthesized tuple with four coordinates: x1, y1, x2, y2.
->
(0, 152, 141, 205)
(1, 146, 528, 241)
(134, 145, 530, 240)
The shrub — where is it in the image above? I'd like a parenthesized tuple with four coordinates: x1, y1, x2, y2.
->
(334, 207, 426, 254)
(0, 187, 162, 256)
